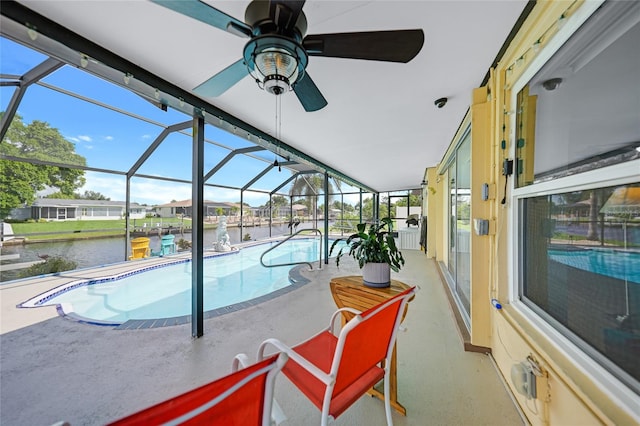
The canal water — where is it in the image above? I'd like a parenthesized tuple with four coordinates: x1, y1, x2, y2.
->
(0, 223, 319, 283)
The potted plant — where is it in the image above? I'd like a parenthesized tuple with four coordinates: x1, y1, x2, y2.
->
(329, 217, 405, 288)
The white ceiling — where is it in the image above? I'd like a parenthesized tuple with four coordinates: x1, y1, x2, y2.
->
(17, 0, 528, 192)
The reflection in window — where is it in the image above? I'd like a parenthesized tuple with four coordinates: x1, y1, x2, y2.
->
(521, 183, 640, 389)
(515, 3, 640, 187)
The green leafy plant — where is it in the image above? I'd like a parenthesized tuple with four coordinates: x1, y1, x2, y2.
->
(20, 256, 77, 278)
(330, 217, 404, 272)
(176, 238, 192, 250)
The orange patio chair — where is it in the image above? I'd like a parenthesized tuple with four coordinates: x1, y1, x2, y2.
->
(258, 286, 416, 426)
(108, 352, 288, 426)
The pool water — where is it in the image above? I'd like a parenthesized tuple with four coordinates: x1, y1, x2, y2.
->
(548, 248, 640, 283)
(24, 239, 344, 324)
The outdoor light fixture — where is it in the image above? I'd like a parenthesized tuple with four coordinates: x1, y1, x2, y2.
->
(249, 48, 300, 95)
(532, 39, 542, 53)
(558, 14, 567, 29)
(542, 78, 563, 91)
(245, 35, 308, 96)
(434, 97, 448, 108)
(26, 26, 37, 41)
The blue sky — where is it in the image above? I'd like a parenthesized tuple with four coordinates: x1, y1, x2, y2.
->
(1, 37, 374, 207)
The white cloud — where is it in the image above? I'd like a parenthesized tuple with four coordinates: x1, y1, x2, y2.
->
(79, 172, 271, 206)
(77, 173, 368, 208)
(77, 135, 92, 142)
(343, 193, 362, 206)
(104, 136, 114, 141)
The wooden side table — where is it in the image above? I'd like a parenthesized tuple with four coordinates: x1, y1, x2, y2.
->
(329, 275, 412, 416)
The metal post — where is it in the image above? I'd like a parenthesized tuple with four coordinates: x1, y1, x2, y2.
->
(125, 178, 131, 261)
(290, 197, 293, 235)
(373, 193, 379, 223)
(240, 190, 244, 242)
(324, 172, 329, 264)
(407, 190, 411, 222)
(191, 115, 205, 338)
(269, 194, 273, 238)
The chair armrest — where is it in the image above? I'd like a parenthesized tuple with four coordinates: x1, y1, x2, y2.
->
(258, 338, 333, 386)
(328, 307, 362, 335)
(231, 353, 251, 372)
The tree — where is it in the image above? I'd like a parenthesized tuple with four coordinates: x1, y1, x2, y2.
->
(1, 113, 86, 218)
(290, 174, 334, 222)
(262, 195, 289, 218)
(356, 197, 375, 221)
(271, 195, 288, 207)
(396, 193, 421, 207)
(79, 190, 110, 200)
(44, 190, 110, 200)
(44, 191, 76, 199)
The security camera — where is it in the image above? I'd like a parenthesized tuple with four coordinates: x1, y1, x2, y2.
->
(542, 78, 562, 91)
(434, 97, 448, 108)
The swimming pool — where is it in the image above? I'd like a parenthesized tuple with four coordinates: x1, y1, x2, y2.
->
(548, 247, 640, 283)
(21, 239, 344, 325)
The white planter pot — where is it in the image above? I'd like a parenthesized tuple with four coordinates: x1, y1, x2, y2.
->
(362, 262, 391, 288)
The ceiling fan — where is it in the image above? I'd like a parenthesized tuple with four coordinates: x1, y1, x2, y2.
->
(152, 0, 425, 111)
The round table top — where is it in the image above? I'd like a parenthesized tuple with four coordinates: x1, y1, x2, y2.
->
(329, 275, 411, 318)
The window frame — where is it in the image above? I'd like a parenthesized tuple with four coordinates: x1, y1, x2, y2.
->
(511, 158, 640, 411)
(507, 0, 640, 410)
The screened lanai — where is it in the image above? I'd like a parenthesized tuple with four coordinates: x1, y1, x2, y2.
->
(0, 33, 426, 231)
(1, 8, 426, 336)
(3, 2, 640, 425)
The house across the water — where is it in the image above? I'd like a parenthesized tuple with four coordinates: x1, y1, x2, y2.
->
(9, 198, 145, 221)
(153, 199, 241, 219)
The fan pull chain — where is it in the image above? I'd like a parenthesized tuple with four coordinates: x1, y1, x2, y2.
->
(274, 94, 282, 171)
(276, 93, 282, 140)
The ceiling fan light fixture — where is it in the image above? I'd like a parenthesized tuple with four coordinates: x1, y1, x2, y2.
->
(250, 48, 299, 95)
(155, 0, 423, 112)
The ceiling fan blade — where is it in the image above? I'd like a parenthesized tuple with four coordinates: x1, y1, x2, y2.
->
(303, 29, 424, 63)
(293, 72, 327, 112)
(151, 0, 252, 38)
(269, 0, 306, 32)
(194, 59, 248, 97)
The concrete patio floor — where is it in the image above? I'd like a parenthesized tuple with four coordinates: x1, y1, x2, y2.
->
(0, 249, 524, 425)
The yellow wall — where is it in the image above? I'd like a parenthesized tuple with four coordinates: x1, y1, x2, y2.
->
(469, 86, 493, 348)
(423, 167, 439, 259)
(427, 1, 639, 424)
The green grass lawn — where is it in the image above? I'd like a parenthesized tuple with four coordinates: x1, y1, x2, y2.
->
(9, 219, 196, 241)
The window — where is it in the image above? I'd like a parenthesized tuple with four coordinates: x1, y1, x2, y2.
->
(520, 182, 640, 389)
(446, 129, 471, 318)
(513, 1, 640, 394)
